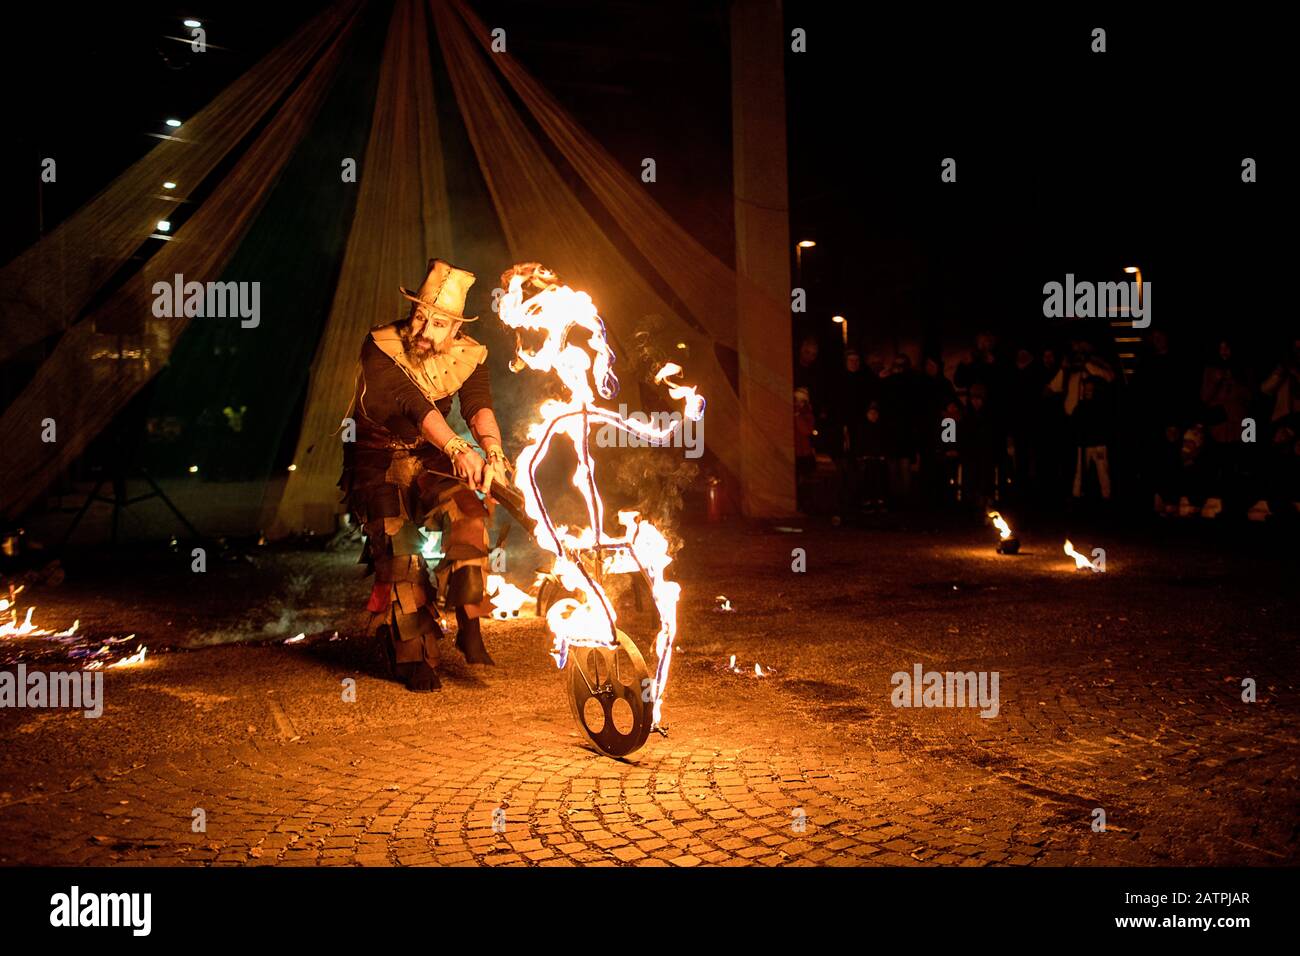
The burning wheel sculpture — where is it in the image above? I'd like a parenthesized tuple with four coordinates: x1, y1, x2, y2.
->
(496, 263, 705, 758)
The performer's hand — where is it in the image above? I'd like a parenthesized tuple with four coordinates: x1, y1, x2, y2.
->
(453, 448, 487, 489)
(481, 458, 509, 499)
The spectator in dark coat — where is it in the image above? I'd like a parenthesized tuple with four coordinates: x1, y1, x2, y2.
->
(959, 384, 999, 511)
(881, 354, 924, 505)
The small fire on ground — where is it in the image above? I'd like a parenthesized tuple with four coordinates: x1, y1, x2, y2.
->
(1063, 539, 1103, 572)
(1, 589, 148, 668)
(723, 653, 770, 678)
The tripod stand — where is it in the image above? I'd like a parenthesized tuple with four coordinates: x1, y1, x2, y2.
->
(57, 410, 202, 550)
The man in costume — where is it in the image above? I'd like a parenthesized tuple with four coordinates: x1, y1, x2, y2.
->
(339, 258, 510, 691)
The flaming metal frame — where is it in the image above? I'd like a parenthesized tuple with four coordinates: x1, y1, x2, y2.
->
(498, 265, 704, 756)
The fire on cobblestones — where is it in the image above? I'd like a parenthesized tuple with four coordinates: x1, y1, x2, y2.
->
(987, 512, 1020, 555)
(1063, 539, 1103, 572)
(2, 585, 147, 668)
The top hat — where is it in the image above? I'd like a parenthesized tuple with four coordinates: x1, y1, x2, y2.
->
(400, 258, 478, 322)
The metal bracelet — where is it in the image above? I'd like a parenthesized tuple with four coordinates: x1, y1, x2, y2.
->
(442, 436, 472, 458)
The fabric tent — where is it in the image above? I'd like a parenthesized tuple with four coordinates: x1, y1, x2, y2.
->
(1, 0, 795, 529)
(0, 0, 365, 521)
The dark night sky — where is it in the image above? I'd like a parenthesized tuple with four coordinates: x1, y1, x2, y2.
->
(784, 6, 1285, 364)
(0, 2, 1288, 473)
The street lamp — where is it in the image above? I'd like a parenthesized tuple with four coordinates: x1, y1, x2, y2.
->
(1124, 265, 1142, 312)
(832, 314, 847, 347)
(795, 239, 816, 285)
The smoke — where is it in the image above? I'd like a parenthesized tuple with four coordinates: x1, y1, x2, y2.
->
(190, 571, 321, 647)
(599, 445, 697, 553)
(597, 315, 699, 552)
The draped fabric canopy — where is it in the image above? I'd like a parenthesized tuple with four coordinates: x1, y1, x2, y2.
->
(432, 0, 793, 514)
(269, 0, 455, 536)
(2, 0, 795, 527)
(0, 0, 366, 521)
(0, 2, 362, 365)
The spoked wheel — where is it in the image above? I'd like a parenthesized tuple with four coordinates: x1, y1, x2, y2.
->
(565, 628, 654, 758)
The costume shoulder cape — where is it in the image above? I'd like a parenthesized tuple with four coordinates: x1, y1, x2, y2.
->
(369, 324, 488, 406)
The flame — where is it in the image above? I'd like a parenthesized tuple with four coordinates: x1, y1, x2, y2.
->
(0, 597, 142, 668)
(110, 646, 147, 667)
(0, 584, 26, 611)
(653, 363, 706, 422)
(0, 603, 79, 639)
(1063, 539, 1094, 570)
(83, 638, 145, 669)
(486, 573, 534, 619)
(498, 265, 703, 730)
(1, 606, 37, 637)
(988, 511, 1013, 541)
(725, 654, 766, 677)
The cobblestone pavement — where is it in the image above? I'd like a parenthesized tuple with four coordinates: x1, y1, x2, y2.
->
(1, 524, 1295, 866)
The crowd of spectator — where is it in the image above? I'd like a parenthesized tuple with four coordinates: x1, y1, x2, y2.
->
(794, 329, 1300, 524)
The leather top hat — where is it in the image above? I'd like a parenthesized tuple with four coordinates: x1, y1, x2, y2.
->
(400, 258, 478, 322)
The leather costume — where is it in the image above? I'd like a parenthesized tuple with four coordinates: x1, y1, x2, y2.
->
(338, 322, 495, 672)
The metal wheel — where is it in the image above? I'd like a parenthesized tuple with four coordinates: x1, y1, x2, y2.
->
(564, 627, 653, 758)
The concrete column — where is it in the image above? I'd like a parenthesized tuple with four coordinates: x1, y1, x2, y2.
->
(731, 0, 796, 516)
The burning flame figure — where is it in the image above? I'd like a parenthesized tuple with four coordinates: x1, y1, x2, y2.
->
(497, 264, 704, 737)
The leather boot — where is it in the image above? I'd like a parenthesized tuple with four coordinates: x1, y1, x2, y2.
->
(406, 660, 441, 691)
(407, 617, 443, 691)
(454, 607, 495, 665)
(378, 624, 398, 676)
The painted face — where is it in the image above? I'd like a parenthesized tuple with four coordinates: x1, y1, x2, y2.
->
(406, 305, 459, 358)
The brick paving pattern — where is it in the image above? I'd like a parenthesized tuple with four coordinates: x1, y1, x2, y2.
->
(1, 527, 1294, 866)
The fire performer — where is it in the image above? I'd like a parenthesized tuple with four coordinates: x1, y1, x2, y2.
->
(338, 259, 510, 691)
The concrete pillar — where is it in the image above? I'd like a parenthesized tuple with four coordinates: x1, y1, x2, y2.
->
(731, 0, 797, 516)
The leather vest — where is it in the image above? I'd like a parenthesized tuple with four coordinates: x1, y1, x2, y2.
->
(367, 324, 488, 407)
(343, 325, 489, 451)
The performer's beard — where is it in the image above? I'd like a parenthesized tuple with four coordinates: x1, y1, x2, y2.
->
(400, 321, 439, 361)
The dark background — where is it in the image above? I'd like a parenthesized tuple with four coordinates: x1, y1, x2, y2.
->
(0, 2, 1286, 483)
